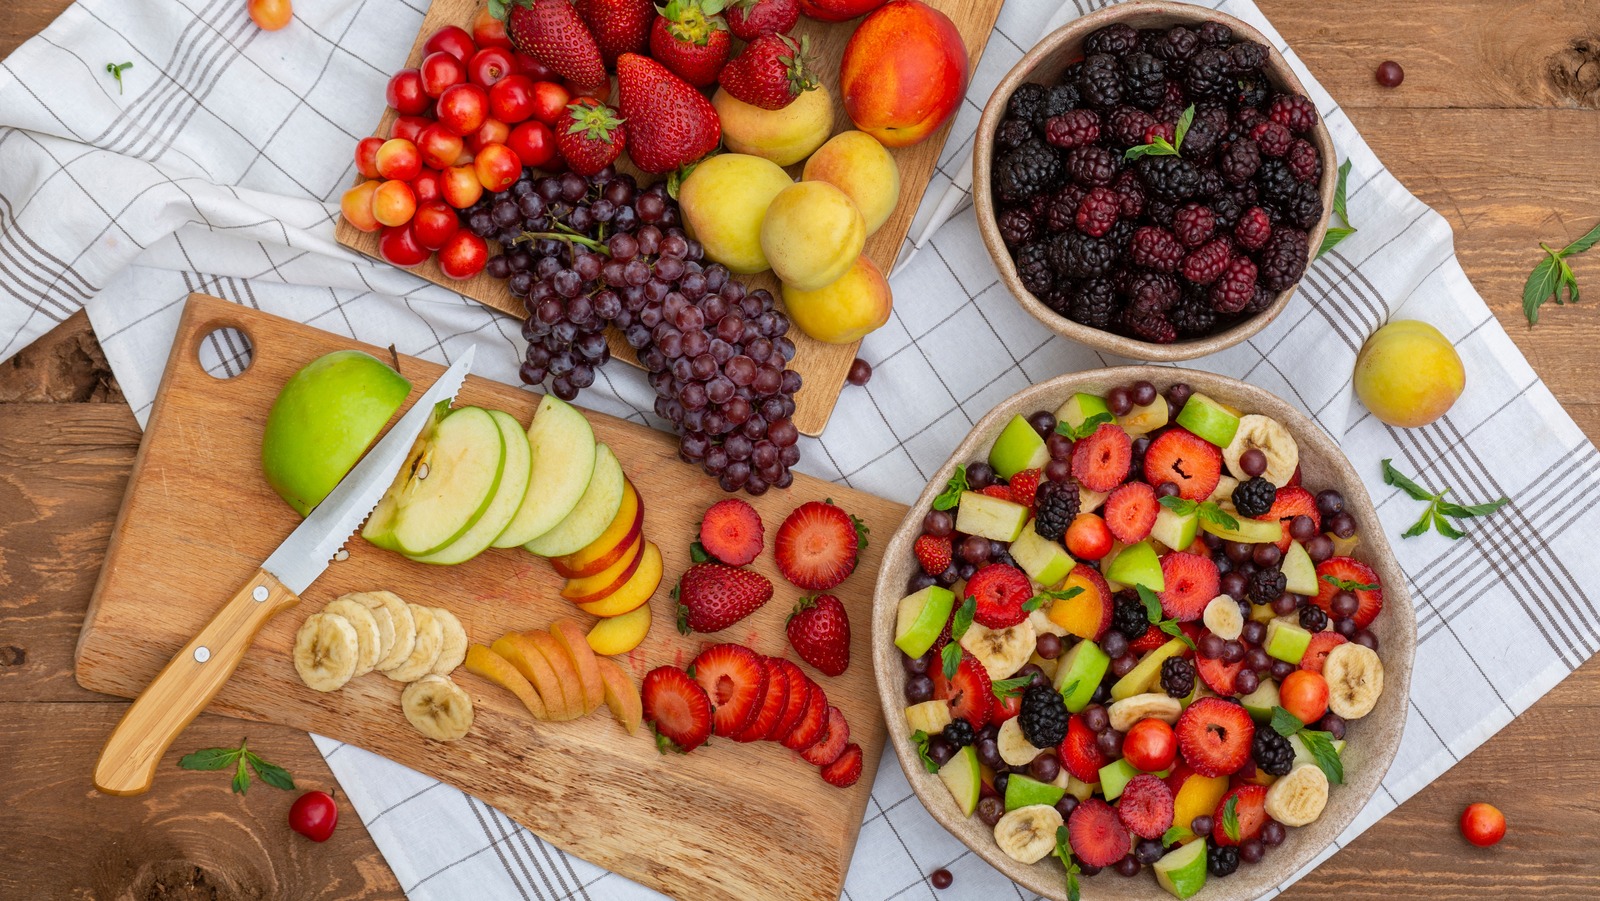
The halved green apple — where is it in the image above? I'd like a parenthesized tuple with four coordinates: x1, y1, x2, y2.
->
(1155, 838, 1208, 899)
(1053, 638, 1109, 712)
(1105, 540, 1164, 591)
(362, 404, 506, 556)
(1055, 393, 1111, 432)
(492, 395, 597, 548)
(1282, 540, 1318, 596)
(524, 444, 625, 557)
(410, 409, 533, 565)
(954, 490, 1029, 542)
(988, 414, 1050, 479)
(895, 585, 956, 658)
(938, 745, 981, 816)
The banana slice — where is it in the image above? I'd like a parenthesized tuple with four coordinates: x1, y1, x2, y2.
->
(959, 618, 1038, 683)
(356, 593, 397, 664)
(1223, 414, 1299, 487)
(366, 591, 417, 672)
(400, 674, 475, 741)
(1264, 763, 1329, 827)
(430, 607, 468, 676)
(1108, 693, 1183, 733)
(293, 613, 359, 692)
(1202, 595, 1244, 641)
(993, 804, 1064, 864)
(996, 716, 1044, 767)
(323, 597, 382, 676)
(1323, 642, 1384, 719)
(1029, 607, 1070, 639)
(1208, 475, 1239, 504)
(385, 605, 443, 683)
(905, 700, 954, 735)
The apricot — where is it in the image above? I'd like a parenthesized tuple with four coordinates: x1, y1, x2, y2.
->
(1353, 320, 1465, 428)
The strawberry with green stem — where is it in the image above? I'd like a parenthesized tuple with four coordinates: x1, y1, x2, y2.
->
(718, 32, 818, 110)
(649, 0, 732, 88)
(725, 0, 798, 40)
(556, 99, 626, 175)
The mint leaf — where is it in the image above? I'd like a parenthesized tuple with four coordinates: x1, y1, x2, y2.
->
(1317, 226, 1356, 258)
(180, 739, 295, 795)
(1056, 411, 1115, 441)
(1382, 459, 1508, 539)
(1054, 824, 1082, 901)
(1221, 796, 1241, 842)
(1432, 508, 1466, 540)
(1161, 825, 1187, 846)
(1299, 729, 1345, 784)
(105, 61, 133, 95)
(245, 753, 297, 792)
(1524, 219, 1600, 325)
(1270, 705, 1306, 738)
(1026, 585, 1083, 613)
(1563, 219, 1600, 255)
(1158, 620, 1196, 650)
(178, 746, 242, 771)
(1437, 497, 1510, 518)
(1401, 507, 1434, 539)
(1136, 584, 1163, 622)
(1173, 105, 1195, 150)
(933, 465, 968, 511)
(992, 676, 1034, 699)
(940, 642, 963, 679)
(950, 596, 976, 641)
(232, 757, 251, 795)
(1157, 496, 1238, 531)
(1316, 160, 1357, 259)
(1122, 105, 1194, 162)
(1381, 459, 1433, 501)
(910, 730, 940, 773)
(1320, 574, 1378, 593)
(1158, 495, 1198, 516)
(1060, 679, 1080, 701)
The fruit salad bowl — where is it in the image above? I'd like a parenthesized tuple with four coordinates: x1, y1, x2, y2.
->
(973, 2, 1337, 362)
(871, 368, 1413, 901)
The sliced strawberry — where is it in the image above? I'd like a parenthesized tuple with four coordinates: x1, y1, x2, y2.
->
(1129, 622, 1169, 654)
(763, 658, 811, 740)
(1175, 697, 1255, 777)
(781, 679, 829, 749)
(913, 533, 953, 576)
(641, 666, 713, 753)
(1104, 481, 1160, 544)
(1300, 631, 1348, 674)
(690, 644, 767, 738)
(732, 656, 790, 742)
(979, 484, 1013, 500)
(1009, 468, 1043, 512)
(774, 500, 864, 590)
(1158, 552, 1220, 622)
(799, 705, 850, 766)
(1313, 556, 1384, 628)
(821, 742, 862, 787)
(1258, 485, 1319, 552)
(1143, 428, 1223, 501)
(1117, 773, 1175, 840)
(1067, 798, 1132, 867)
(1196, 651, 1245, 696)
(1163, 759, 1196, 796)
(1059, 713, 1109, 782)
(1071, 423, 1132, 492)
(1211, 783, 1269, 847)
(967, 563, 1034, 628)
(989, 690, 1022, 726)
(930, 653, 994, 727)
(698, 498, 764, 566)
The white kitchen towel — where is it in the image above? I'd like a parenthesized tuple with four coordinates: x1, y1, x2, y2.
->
(3, 0, 1597, 899)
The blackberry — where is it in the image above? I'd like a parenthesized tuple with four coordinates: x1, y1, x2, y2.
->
(1085, 22, 1140, 57)
(1184, 47, 1233, 99)
(1113, 170, 1147, 218)
(1007, 83, 1047, 125)
(1169, 288, 1219, 336)
(1034, 479, 1081, 541)
(995, 117, 1034, 151)
(1076, 187, 1122, 238)
(1146, 198, 1178, 226)
(994, 139, 1063, 205)
(1252, 727, 1294, 777)
(1013, 241, 1055, 296)
(1139, 155, 1201, 200)
(1287, 139, 1321, 183)
(1198, 21, 1233, 46)
(1113, 592, 1150, 640)
(1217, 139, 1261, 185)
(1196, 170, 1225, 199)
(1121, 52, 1167, 109)
(1046, 184, 1088, 232)
(1180, 115, 1222, 162)
(1245, 285, 1277, 314)
(1019, 683, 1070, 749)
(1067, 145, 1121, 187)
(1160, 656, 1196, 698)
(1108, 106, 1157, 146)
(997, 208, 1038, 247)
(1268, 93, 1318, 133)
(1045, 109, 1102, 149)
(1180, 237, 1233, 286)
(1106, 218, 1137, 254)
(1233, 75, 1269, 110)
(1210, 258, 1258, 314)
(1227, 40, 1268, 74)
(1049, 231, 1117, 279)
(1079, 54, 1125, 109)
(1234, 206, 1272, 250)
(1173, 202, 1217, 247)
(1148, 25, 1198, 62)
(1124, 271, 1179, 312)
(1258, 227, 1309, 291)
(1279, 181, 1324, 231)
(941, 717, 976, 749)
(1130, 226, 1185, 273)
(1232, 477, 1277, 517)
(1256, 159, 1298, 208)
(1250, 120, 1292, 157)
(1123, 305, 1177, 343)
(1069, 278, 1118, 329)
(1041, 283, 1074, 317)
(1211, 190, 1246, 228)
(1208, 843, 1241, 878)
(1042, 83, 1083, 120)
(1299, 604, 1329, 633)
(1248, 567, 1287, 606)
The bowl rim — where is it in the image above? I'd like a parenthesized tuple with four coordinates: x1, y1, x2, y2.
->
(972, 0, 1338, 362)
(871, 366, 1415, 901)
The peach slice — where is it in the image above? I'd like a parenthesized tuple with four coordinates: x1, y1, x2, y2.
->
(576, 540, 662, 618)
(464, 643, 547, 720)
(550, 618, 606, 715)
(523, 629, 586, 720)
(558, 532, 645, 603)
(594, 657, 643, 735)
(551, 479, 643, 578)
(586, 602, 651, 656)
(491, 632, 572, 720)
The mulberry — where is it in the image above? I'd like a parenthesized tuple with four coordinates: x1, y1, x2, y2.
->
(1139, 155, 1201, 200)
(994, 139, 1062, 205)
(1259, 227, 1310, 289)
(1048, 231, 1117, 279)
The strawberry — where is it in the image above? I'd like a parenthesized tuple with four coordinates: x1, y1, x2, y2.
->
(1211, 784, 1269, 847)
(820, 742, 862, 787)
(1059, 714, 1108, 782)
(574, 0, 653, 65)
(913, 533, 952, 576)
(1129, 622, 1170, 655)
(1312, 556, 1384, 628)
(780, 678, 828, 749)
(1071, 423, 1132, 492)
(1158, 551, 1220, 622)
(616, 52, 722, 173)
(555, 99, 626, 175)
(691, 643, 767, 737)
(773, 500, 866, 590)
(1067, 798, 1132, 867)
(641, 666, 713, 752)
(764, 658, 812, 740)
(698, 497, 764, 566)
(648, 0, 731, 88)
(674, 562, 773, 633)
(732, 655, 790, 741)
(1195, 651, 1245, 696)
(786, 594, 851, 677)
(1143, 428, 1223, 501)
(717, 33, 819, 110)
(1175, 697, 1255, 777)
(965, 563, 1033, 629)
(726, 0, 798, 40)
(1103, 481, 1159, 543)
(499, 0, 607, 92)
(978, 484, 1012, 500)
(989, 689, 1021, 726)
(799, 705, 849, 766)
(929, 652, 992, 727)
(1300, 631, 1348, 674)
(1008, 467, 1042, 512)
(1116, 773, 1175, 840)
(1258, 484, 1320, 552)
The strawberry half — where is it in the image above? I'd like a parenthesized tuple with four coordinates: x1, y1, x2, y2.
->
(763, 658, 812, 740)
(1071, 423, 1132, 492)
(1059, 713, 1109, 782)
(1143, 428, 1222, 501)
(1067, 798, 1132, 867)
(676, 562, 774, 633)
(1195, 651, 1245, 696)
(1258, 485, 1319, 552)
(1117, 773, 1175, 840)
(1158, 552, 1220, 622)
(699, 498, 764, 566)
(1300, 631, 1348, 674)
(1211, 783, 1268, 847)
(1104, 481, 1160, 544)
(966, 563, 1034, 628)
(799, 705, 849, 766)
(732, 656, 790, 742)
(774, 500, 866, 590)
(913, 533, 952, 575)
(691, 644, 767, 738)
(641, 666, 713, 753)
(1175, 697, 1255, 777)
(979, 484, 1013, 500)
(930, 653, 993, 728)
(781, 678, 829, 749)
(1009, 468, 1043, 513)
(1313, 556, 1384, 628)
(786, 594, 851, 677)
(821, 742, 862, 787)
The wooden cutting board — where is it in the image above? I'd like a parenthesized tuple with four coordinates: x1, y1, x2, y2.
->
(75, 293, 908, 901)
(335, 0, 1006, 437)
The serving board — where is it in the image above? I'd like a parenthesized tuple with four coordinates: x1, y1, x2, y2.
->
(75, 293, 908, 901)
(335, 0, 1005, 437)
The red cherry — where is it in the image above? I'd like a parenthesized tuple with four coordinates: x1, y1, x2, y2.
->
(489, 74, 538, 124)
(422, 25, 476, 62)
(288, 790, 339, 842)
(378, 223, 429, 268)
(420, 51, 467, 98)
(467, 47, 516, 88)
(506, 121, 557, 169)
(384, 68, 429, 115)
(1460, 803, 1506, 847)
(438, 230, 488, 279)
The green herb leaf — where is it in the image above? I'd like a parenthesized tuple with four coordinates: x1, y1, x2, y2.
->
(1332, 159, 1351, 222)
(1436, 497, 1510, 518)
(1401, 508, 1434, 539)
(1270, 705, 1306, 738)
(933, 465, 968, 511)
(950, 596, 976, 641)
(689, 542, 710, 564)
(1136, 584, 1163, 622)
(1317, 226, 1356, 259)
(1061, 679, 1080, 701)
(1056, 411, 1115, 441)
(245, 754, 297, 792)
(1161, 825, 1187, 846)
(1221, 795, 1241, 843)
(105, 61, 132, 94)
(1320, 574, 1378, 592)
(1067, 872, 1081, 901)
(1157, 496, 1238, 531)
(992, 676, 1034, 699)
(1298, 729, 1345, 784)
(1563, 219, 1600, 255)
(177, 746, 243, 771)
(1121, 105, 1194, 162)
(1381, 459, 1433, 501)
(232, 757, 251, 795)
(1158, 495, 1198, 515)
(1054, 823, 1082, 901)
(941, 642, 963, 679)
(1158, 620, 1197, 650)
(1026, 585, 1083, 613)
(1173, 105, 1195, 150)
(1432, 508, 1466, 540)
(1382, 459, 1509, 539)
(910, 730, 940, 773)
(1523, 220, 1600, 325)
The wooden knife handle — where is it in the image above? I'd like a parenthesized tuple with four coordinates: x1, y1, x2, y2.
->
(94, 569, 299, 796)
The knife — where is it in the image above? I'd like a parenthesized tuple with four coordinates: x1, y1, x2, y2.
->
(93, 346, 476, 796)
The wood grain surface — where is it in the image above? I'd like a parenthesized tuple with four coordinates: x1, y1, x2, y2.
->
(334, 0, 1005, 437)
(7, 0, 1600, 899)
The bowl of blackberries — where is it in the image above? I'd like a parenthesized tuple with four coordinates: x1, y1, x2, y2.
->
(974, 2, 1336, 360)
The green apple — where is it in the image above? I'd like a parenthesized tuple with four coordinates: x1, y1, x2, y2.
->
(1151, 505, 1199, 552)
(1265, 617, 1313, 664)
(1240, 679, 1281, 721)
(362, 405, 506, 556)
(1100, 542, 1128, 590)
(1154, 838, 1208, 899)
(492, 394, 596, 548)
(1200, 514, 1281, 545)
(1010, 523, 1076, 586)
(1055, 392, 1111, 431)
(524, 443, 624, 557)
(1053, 639, 1109, 712)
(989, 414, 1051, 479)
(954, 490, 1029, 542)
(1105, 541, 1164, 591)
(409, 409, 533, 565)
(1118, 395, 1170, 437)
(1289, 732, 1345, 771)
(1005, 774, 1066, 810)
(938, 745, 981, 816)
(261, 349, 411, 516)
(1112, 638, 1188, 700)
(895, 585, 956, 658)
(905, 700, 954, 735)
(1174, 393, 1240, 448)
(1282, 540, 1318, 596)
(1098, 758, 1143, 800)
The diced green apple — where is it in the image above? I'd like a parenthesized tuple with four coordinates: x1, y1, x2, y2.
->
(1053, 639, 1109, 712)
(1112, 638, 1188, 700)
(1151, 506, 1199, 552)
(1105, 541, 1165, 591)
(905, 700, 954, 735)
(1098, 758, 1143, 800)
(938, 745, 981, 816)
(362, 405, 505, 557)
(1118, 395, 1170, 437)
(1055, 393, 1111, 432)
(1200, 515, 1282, 545)
(1289, 732, 1345, 771)
(1240, 680, 1281, 721)
(1005, 774, 1066, 811)
(1174, 393, 1241, 448)
(1155, 838, 1208, 899)
(409, 409, 532, 565)
(1265, 617, 1313, 664)
(492, 394, 596, 548)
(989, 414, 1051, 479)
(954, 491, 1029, 542)
(1282, 540, 1318, 596)
(894, 585, 956, 658)
(524, 444, 624, 557)
(1010, 524, 1076, 586)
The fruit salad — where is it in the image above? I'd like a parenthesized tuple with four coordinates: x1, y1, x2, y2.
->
(893, 379, 1387, 899)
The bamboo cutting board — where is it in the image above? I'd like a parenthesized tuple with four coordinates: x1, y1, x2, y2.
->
(335, 0, 1006, 437)
(75, 293, 908, 901)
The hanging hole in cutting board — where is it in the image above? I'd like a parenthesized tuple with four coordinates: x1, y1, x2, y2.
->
(196, 327, 253, 379)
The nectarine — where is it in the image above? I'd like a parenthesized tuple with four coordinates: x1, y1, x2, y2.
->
(839, 0, 968, 147)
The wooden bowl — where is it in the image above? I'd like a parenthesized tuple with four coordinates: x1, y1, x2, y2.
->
(973, 2, 1337, 362)
(872, 368, 1414, 900)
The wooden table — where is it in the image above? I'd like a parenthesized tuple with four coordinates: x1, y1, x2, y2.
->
(3, 1, 1598, 898)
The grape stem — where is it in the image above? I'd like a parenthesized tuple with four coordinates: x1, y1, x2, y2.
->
(515, 227, 610, 255)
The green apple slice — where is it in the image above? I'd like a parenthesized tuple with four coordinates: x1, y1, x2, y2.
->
(1265, 617, 1313, 664)
(1118, 395, 1170, 437)
(1052, 639, 1109, 712)
(524, 444, 624, 557)
(1105, 541, 1164, 591)
(1010, 523, 1076, 586)
(1174, 393, 1241, 448)
(894, 585, 956, 658)
(938, 745, 981, 816)
(1098, 758, 1144, 800)
(1154, 837, 1208, 899)
(1005, 774, 1066, 811)
(989, 414, 1050, 479)
(905, 700, 954, 735)
(492, 395, 596, 548)
(1055, 393, 1111, 431)
(954, 490, 1029, 542)
(1282, 540, 1318, 596)
(1240, 679, 1281, 721)
(1200, 514, 1281, 545)
(1151, 505, 1199, 552)
(410, 409, 533, 565)
(1112, 638, 1188, 700)
(363, 405, 506, 556)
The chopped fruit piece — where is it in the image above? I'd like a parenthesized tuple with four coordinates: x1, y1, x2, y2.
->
(1009, 468, 1043, 511)
(786, 594, 851, 676)
(1009, 524, 1074, 586)
(966, 563, 1035, 628)
(1105, 540, 1165, 592)
(1112, 637, 1189, 700)
(464, 643, 548, 720)
(774, 500, 865, 590)
(1265, 617, 1313, 664)
(1312, 556, 1384, 628)
(1174, 393, 1241, 448)
(1046, 564, 1114, 640)
(1300, 631, 1349, 674)
(1210, 783, 1268, 846)
(781, 679, 829, 749)
(822, 742, 863, 787)
(980, 485, 1013, 500)
(765, 658, 813, 740)
(1158, 552, 1220, 622)
(1118, 395, 1170, 437)
(551, 479, 642, 577)
(1071, 423, 1133, 492)
(939, 745, 982, 815)
(1066, 513, 1114, 560)
(1259, 485, 1319, 552)
(733, 656, 791, 742)
(1169, 772, 1229, 844)
(905, 699, 954, 735)
(914, 533, 954, 576)
(1143, 428, 1223, 501)
(1053, 638, 1110, 712)
(594, 657, 643, 734)
(1175, 697, 1255, 777)
(1059, 714, 1109, 782)
(575, 540, 663, 618)
(524, 629, 589, 717)
(1005, 773, 1067, 811)
(493, 632, 576, 720)
(1239, 680, 1282, 721)
(800, 705, 850, 766)
(675, 562, 774, 633)
(1195, 653, 1245, 696)
(698, 498, 764, 566)
(1105, 481, 1161, 543)
(954, 490, 1030, 541)
(691, 644, 768, 737)
(989, 414, 1051, 478)
(1153, 838, 1208, 898)
(1098, 757, 1144, 801)
(550, 619, 606, 714)
(1067, 798, 1132, 867)
(894, 585, 956, 658)
(1055, 392, 1112, 432)
(931, 653, 994, 728)
(1279, 670, 1330, 724)
(586, 602, 651, 656)
(558, 534, 644, 602)
(641, 666, 714, 753)
(1150, 504, 1199, 553)
(1118, 773, 1176, 839)
(1281, 539, 1318, 595)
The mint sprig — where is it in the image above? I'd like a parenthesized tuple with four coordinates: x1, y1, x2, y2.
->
(1269, 705, 1345, 784)
(1053, 825, 1083, 901)
(1220, 795, 1241, 842)
(1161, 825, 1187, 846)
(940, 596, 977, 678)
(1320, 574, 1378, 592)
(1123, 105, 1194, 161)
(992, 675, 1034, 699)
(1523, 219, 1600, 325)
(1025, 585, 1083, 614)
(933, 464, 968, 511)
(1317, 159, 1356, 258)
(1135, 584, 1196, 650)
(105, 61, 133, 95)
(1157, 495, 1239, 531)
(1055, 411, 1115, 441)
(1382, 459, 1508, 540)
(910, 730, 940, 773)
(178, 738, 295, 795)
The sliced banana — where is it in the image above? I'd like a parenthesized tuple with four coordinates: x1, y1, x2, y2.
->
(905, 700, 954, 735)
(1264, 763, 1329, 827)
(366, 591, 417, 672)
(960, 618, 1038, 683)
(993, 804, 1064, 864)
(1108, 693, 1182, 733)
(996, 716, 1044, 767)
(1323, 642, 1384, 719)
(430, 607, 469, 675)
(1029, 607, 1070, 639)
(293, 613, 360, 692)
(400, 674, 475, 741)
(357, 593, 397, 664)
(1202, 595, 1244, 641)
(1223, 414, 1299, 487)
(323, 597, 382, 676)
(1208, 475, 1239, 504)
(385, 604, 443, 683)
